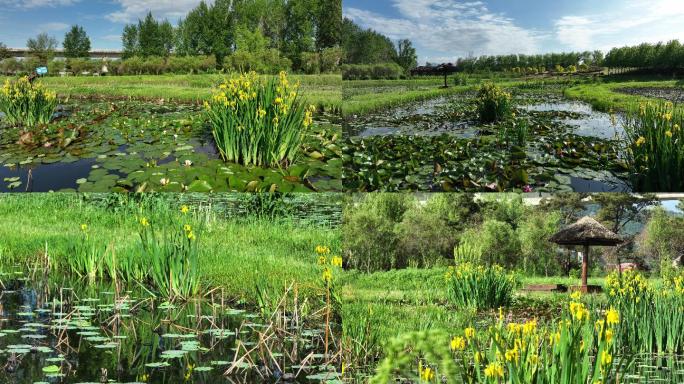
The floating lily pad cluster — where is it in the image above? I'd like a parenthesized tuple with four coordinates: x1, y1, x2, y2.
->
(343, 86, 632, 192)
(0, 100, 342, 192)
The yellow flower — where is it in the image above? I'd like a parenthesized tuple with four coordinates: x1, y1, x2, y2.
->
(332, 256, 343, 267)
(571, 291, 582, 300)
(318, 256, 327, 265)
(180, 205, 190, 214)
(450, 336, 466, 351)
(666, 130, 673, 138)
(183, 224, 192, 233)
(484, 362, 504, 378)
(605, 328, 614, 344)
(606, 307, 619, 326)
(419, 364, 434, 382)
(80, 224, 88, 232)
(505, 347, 519, 362)
(275, 97, 283, 105)
(322, 267, 332, 283)
(140, 217, 150, 227)
(600, 350, 612, 367)
(315, 245, 331, 255)
(257, 108, 266, 118)
(187, 231, 196, 241)
(635, 136, 646, 147)
(464, 327, 475, 340)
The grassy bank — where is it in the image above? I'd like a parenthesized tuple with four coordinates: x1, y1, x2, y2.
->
(0, 193, 340, 303)
(565, 79, 684, 112)
(1, 74, 342, 112)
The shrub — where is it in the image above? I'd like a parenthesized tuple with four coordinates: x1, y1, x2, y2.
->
(301, 52, 321, 74)
(0, 58, 23, 75)
(475, 82, 512, 123)
(206, 71, 314, 167)
(320, 47, 343, 73)
(0, 76, 57, 127)
(66, 58, 99, 74)
(341, 63, 405, 80)
(445, 263, 517, 309)
(224, 49, 291, 74)
(395, 207, 454, 268)
(342, 194, 413, 272)
(623, 101, 684, 191)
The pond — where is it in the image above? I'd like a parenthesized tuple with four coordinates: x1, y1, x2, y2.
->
(0, 273, 340, 383)
(0, 101, 342, 193)
(342, 88, 631, 193)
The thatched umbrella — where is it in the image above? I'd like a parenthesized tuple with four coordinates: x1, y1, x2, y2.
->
(549, 216, 623, 292)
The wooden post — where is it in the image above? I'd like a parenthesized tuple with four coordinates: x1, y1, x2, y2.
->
(582, 244, 589, 292)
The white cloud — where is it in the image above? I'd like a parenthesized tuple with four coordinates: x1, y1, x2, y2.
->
(106, 0, 210, 23)
(39, 22, 69, 31)
(344, 0, 543, 64)
(554, 0, 684, 51)
(0, 0, 79, 7)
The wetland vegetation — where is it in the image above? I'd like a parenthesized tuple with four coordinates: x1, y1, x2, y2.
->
(341, 193, 684, 383)
(0, 193, 343, 383)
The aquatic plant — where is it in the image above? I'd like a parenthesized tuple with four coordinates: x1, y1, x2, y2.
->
(137, 211, 201, 300)
(476, 83, 512, 123)
(371, 293, 628, 384)
(606, 270, 684, 353)
(445, 263, 517, 309)
(0, 76, 57, 127)
(66, 223, 111, 282)
(206, 71, 315, 168)
(623, 101, 684, 191)
(499, 115, 529, 148)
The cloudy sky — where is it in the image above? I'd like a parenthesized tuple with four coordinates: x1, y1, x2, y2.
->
(344, 0, 684, 64)
(0, 0, 207, 49)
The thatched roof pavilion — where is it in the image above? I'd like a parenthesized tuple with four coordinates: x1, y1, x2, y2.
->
(550, 216, 623, 292)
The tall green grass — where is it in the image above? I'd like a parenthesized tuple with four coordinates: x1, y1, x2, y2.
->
(623, 101, 684, 191)
(445, 263, 517, 309)
(606, 270, 684, 353)
(206, 72, 315, 168)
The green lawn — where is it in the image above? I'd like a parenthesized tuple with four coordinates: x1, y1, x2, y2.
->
(565, 79, 684, 112)
(0, 193, 340, 303)
(1, 73, 342, 112)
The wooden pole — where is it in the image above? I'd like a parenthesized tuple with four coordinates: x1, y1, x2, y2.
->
(582, 244, 589, 292)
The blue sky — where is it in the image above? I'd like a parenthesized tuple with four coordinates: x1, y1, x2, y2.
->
(0, 0, 206, 50)
(344, 0, 684, 64)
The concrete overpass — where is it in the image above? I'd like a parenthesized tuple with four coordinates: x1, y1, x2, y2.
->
(6, 48, 123, 60)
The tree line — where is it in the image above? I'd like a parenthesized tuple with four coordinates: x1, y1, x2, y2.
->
(604, 40, 684, 71)
(121, 0, 342, 72)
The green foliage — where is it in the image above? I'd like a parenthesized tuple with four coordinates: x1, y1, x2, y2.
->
(395, 207, 454, 268)
(341, 18, 398, 65)
(206, 72, 314, 167)
(604, 40, 684, 70)
(623, 101, 684, 191)
(0, 76, 57, 127)
(475, 82, 512, 123)
(224, 49, 291, 74)
(642, 207, 684, 273)
(66, 58, 100, 74)
(0, 58, 23, 75)
(395, 39, 417, 73)
(606, 271, 684, 353)
(137, 215, 201, 301)
(445, 263, 517, 309)
(0, 42, 10, 60)
(26, 32, 58, 65)
(62, 25, 91, 58)
(456, 50, 596, 73)
(460, 220, 520, 268)
(340, 63, 405, 80)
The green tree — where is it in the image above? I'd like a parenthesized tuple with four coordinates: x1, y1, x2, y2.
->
(395, 39, 417, 73)
(540, 193, 588, 225)
(594, 194, 659, 235)
(0, 42, 10, 60)
(283, 0, 316, 69)
(316, 0, 341, 50)
(121, 24, 139, 59)
(63, 25, 91, 58)
(27, 33, 58, 65)
(137, 12, 166, 57)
